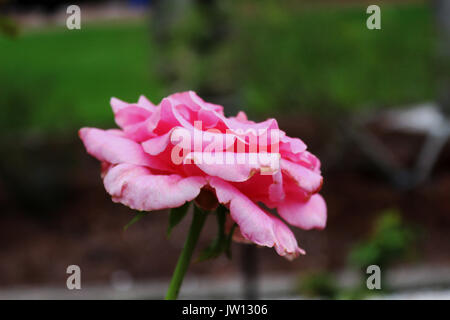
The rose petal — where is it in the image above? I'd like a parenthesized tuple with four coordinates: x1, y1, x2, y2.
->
(115, 106, 152, 129)
(167, 91, 223, 114)
(79, 128, 171, 171)
(103, 163, 207, 211)
(209, 177, 304, 259)
(110, 97, 129, 113)
(137, 95, 157, 111)
(281, 158, 323, 194)
(278, 194, 327, 230)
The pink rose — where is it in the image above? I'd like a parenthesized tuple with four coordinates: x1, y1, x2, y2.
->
(79, 91, 326, 260)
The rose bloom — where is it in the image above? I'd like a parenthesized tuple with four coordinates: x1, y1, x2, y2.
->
(79, 91, 326, 260)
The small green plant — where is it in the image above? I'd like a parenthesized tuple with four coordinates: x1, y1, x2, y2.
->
(349, 209, 415, 269)
(297, 271, 338, 299)
(297, 209, 417, 299)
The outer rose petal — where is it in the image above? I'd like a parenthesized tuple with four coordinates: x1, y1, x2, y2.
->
(271, 216, 306, 258)
(120, 119, 158, 142)
(167, 91, 224, 114)
(283, 150, 321, 173)
(277, 194, 327, 230)
(281, 158, 323, 194)
(234, 111, 248, 122)
(279, 134, 307, 155)
(110, 98, 158, 142)
(110, 97, 130, 113)
(79, 128, 171, 171)
(114, 106, 152, 128)
(209, 177, 304, 260)
(103, 163, 207, 211)
(137, 95, 157, 111)
(111, 96, 156, 114)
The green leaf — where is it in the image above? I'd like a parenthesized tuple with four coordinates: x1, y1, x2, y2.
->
(167, 202, 191, 237)
(124, 212, 147, 231)
(197, 205, 233, 262)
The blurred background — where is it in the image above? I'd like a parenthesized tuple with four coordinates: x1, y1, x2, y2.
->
(0, 0, 449, 299)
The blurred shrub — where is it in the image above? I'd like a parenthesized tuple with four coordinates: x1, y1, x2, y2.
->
(297, 209, 417, 299)
(349, 209, 415, 269)
(230, 1, 435, 115)
(154, 1, 434, 116)
(297, 270, 338, 299)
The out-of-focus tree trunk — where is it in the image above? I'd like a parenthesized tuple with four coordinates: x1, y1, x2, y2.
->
(241, 245, 259, 299)
(150, 0, 231, 100)
(151, 0, 191, 44)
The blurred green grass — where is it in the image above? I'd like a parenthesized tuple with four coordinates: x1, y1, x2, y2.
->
(233, 2, 435, 115)
(0, 2, 435, 133)
(0, 21, 165, 133)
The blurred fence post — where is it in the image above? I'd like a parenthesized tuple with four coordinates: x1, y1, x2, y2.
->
(241, 245, 259, 299)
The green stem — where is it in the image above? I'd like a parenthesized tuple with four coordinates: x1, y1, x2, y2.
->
(165, 205, 207, 300)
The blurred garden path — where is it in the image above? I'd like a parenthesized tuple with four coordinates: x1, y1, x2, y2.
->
(0, 264, 449, 300)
